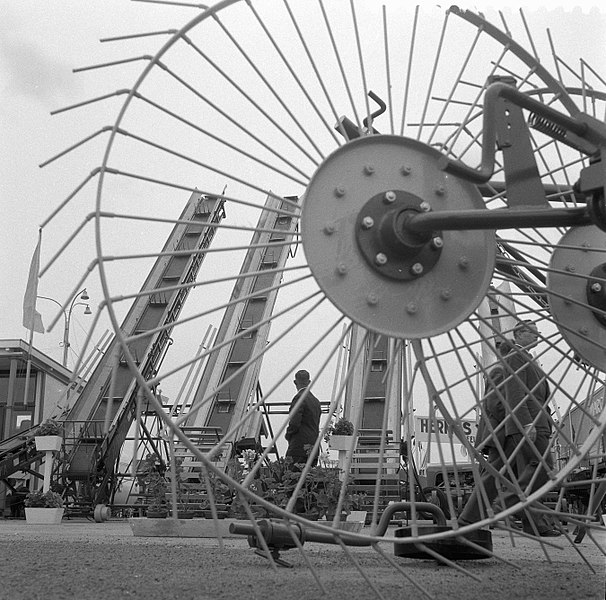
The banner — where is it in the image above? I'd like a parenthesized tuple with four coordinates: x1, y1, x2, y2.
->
(414, 416, 477, 446)
(22, 234, 45, 333)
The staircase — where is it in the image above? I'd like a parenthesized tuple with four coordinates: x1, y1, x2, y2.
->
(347, 429, 402, 521)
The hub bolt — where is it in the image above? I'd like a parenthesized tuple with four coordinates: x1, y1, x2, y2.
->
(401, 166, 412, 176)
(565, 264, 576, 272)
(364, 165, 375, 175)
(458, 256, 469, 269)
(432, 236, 443, 249)
(410, 262, 424, 276)
(406, 302, 418, 314)
(440, 289, 452, 301)
(361, 216, 375, 229)
(367, 293, 379, 306)
(384, 191, 397, 204)
(590, 283, 602, 293)
(334, 186, 346, 197)
(435, 186, 446, 196)
(336, 263, 348, 276)
(419, 201, 431, 212)
(579, 326, 589, 335)
(375, 253, 388, 266)
(324, 222, 336, 234)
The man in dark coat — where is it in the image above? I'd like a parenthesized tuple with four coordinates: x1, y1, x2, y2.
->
(459, 321, 560, 536)
(285, 370, 322, 466)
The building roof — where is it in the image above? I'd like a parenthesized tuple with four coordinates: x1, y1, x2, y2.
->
(0, 339, 72, 383)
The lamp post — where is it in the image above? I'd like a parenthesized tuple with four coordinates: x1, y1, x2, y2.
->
(37, 288, 92, 367)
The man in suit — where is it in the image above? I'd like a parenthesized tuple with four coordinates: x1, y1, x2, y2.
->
(285, 369, 322, 466)
(459, 321, 560, 537)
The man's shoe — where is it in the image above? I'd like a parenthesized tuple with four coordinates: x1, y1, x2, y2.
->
(539, 529, 562, 537)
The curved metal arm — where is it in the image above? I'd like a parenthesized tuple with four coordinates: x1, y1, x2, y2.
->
(439, 82, 590, 184)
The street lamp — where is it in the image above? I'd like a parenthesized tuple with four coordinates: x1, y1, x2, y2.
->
(37, 288, 92, 367)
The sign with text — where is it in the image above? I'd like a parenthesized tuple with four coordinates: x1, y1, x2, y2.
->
(414, 416, 478, 446)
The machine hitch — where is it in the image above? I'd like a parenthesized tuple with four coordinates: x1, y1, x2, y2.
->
(229, 501, 493, 565)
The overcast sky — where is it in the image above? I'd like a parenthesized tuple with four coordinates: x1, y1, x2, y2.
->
(1, 0, 605, 371)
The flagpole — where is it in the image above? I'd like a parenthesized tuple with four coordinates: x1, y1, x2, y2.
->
(23, 323, 35, 408)
(23, 229, 44, 408)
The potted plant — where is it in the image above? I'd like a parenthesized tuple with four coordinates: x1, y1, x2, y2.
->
(33, 418, 63, 452)
(172, 464, 196, 519)
(24, 489, 64, 524)
(299, 464, 365, 521)
(139, 454, 169, 518)
(251, 459, 360, 522)
(327, 418, 356, 451)
(202, 471, 233, 519)
(145, 473, 169, 518)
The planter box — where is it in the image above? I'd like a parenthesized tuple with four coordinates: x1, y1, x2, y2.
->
(325, 511, 367, 533)
(35, 435, 62, 452)
(129, 517, 240, 538)
(335, 521, 364, 533)
(25, 507, 64, 524)
(329, 435, 356, 451)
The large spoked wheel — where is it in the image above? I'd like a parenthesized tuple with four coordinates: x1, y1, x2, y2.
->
(42, 1, 606, 592)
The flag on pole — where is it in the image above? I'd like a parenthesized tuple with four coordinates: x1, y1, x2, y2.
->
(22, 233, 45, 334)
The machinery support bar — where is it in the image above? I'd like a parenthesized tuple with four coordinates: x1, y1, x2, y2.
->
(403, 205, 589, 233)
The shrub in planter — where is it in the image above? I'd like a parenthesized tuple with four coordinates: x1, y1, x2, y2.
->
(24, 490, 65, 524)
(331, 418, 354, 436)
(324, 418, 355, 444)
(33, 419, 64, 452)
(24, 489, 64, 508)
(253, 458, 362, 521)
(139, 453, 169, 518)
(34, 419, 64, 437)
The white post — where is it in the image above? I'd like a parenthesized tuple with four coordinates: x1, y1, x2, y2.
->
(42, 451, 54, 493)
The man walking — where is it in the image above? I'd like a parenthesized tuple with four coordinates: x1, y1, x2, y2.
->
(459, 320, 560, 537)
(285, 369, 322, 466)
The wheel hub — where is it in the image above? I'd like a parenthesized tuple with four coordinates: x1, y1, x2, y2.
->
(355, 190, 443, 281)
(301, 135, 495, 338)
(548, 225, 606, 368)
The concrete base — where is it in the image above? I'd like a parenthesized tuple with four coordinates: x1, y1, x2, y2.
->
(128, 517, 240, 538)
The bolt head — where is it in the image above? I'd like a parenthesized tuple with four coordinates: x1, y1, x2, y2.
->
(440, 289, 452, 300)
(431, 236, 444, 249)
(410, 262, 424, 275)
(458, 256, 469, 269)
(375, 252, 388, 266)
(364, 165, 375, 175)
(334, 186, 346, 197)
(419, 201, 431, 212)
(361, 216, 375, 230)
(336, 263, 348, 276)
(565, 264, 576, 272)
(401, 166, 412, 176)
(579, 326, 589, 335)
(406, 302, 418, 314)
(384, 191, 397, 204)
(590, 282, 602, 293)
(435, 186, 446, 196)
(324, 222, 336, 234)
(367, 292, 379, 306)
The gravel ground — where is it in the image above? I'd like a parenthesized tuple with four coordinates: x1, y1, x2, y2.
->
(1, 518, 604, 600)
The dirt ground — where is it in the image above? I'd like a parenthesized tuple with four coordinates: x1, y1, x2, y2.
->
(0, 518, 604, 600)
